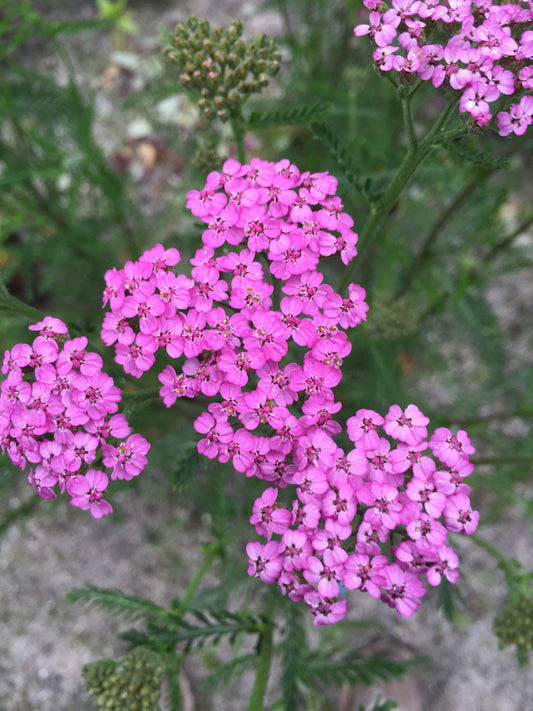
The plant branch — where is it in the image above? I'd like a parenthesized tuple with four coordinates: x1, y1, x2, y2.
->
(339, 93, 461, 292)
(247, 617, 274, 711)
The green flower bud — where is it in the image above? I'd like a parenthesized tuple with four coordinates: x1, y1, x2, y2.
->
(494, 596, 533, 652)
(365, 292, 419, 339)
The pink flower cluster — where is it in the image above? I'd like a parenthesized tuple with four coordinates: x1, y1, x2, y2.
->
(246, 404, 479, 625)
(354, 0, 533, 136)
(101, 157, 363, 400)
(100, 156, 478, 625)
(0, 317, 150, 518)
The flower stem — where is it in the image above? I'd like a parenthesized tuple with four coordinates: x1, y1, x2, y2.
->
(339, 94, 460, 293)
(231, 116, 247, 164)
(165, 649, 182, 711)
(469, 534, 532, 598)
(180, 541, 221, 610)
(247, 617, 274, 711)
(395, 178, 478, 298)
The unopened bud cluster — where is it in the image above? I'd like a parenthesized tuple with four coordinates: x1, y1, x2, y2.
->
(493, 595, 533, 653)
(82, 648, 163, 710)
(167, 16, 281, 121)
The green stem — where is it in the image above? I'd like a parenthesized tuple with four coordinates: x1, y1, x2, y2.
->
(401, 88, 418, 153)
(339, 94, 460, 293)
(395, 178, 478, 298)
(470, 534, 512, 567)
(231, 116, 247, 163)
(165, 649, 182, 711)
(482, 208, 533, 263)
(180, 541, 221, 610)
(469, 534, 532, 598)
(247, 618, 274, 711)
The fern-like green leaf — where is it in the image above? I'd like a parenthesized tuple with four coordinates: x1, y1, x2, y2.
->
(441, 137, 509, 170)
(454, 291, 505, 384)
(279, 604, 308, 711)
(66, 584, 170, 624)
(310, 121, 376, 200)
(200, 652, 258, 690)
(437, 577, 460, 622)
(119, 608, 266, 655)
(305, 651, 415, 688)
(246, 101, 332, 130)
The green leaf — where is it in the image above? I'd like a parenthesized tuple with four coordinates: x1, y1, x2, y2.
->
(304, 650, 419, 688)
(118, 608, 266, 655)
(246, 101, 332, 130)
(279, 604, 308, 711)
(454, 291, 506, 384)
(66, 584, 170, 624)
(437, 577, 461, 622)
(310, 120, 377, 200)
(441, 137, 509, 171)
(200, 652, 258, 690)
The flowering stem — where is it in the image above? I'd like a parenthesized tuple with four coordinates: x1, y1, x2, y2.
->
(246, 614, 274, 711)
(165, 649, 182, 711)
(401, 88, 418, 153)
(340, 94, 460, 291)
(482, 207, 533, 263)
(395, 179, 478, 298)
(231, 116, 247, 164)
(180, 541, 221, 610)
(470, 534, 532, 598)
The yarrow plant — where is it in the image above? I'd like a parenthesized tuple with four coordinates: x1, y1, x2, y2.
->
(0, 317, 150, 518)
(355, 0, 533, 135)
(99, 156, 479, 625)
(3, 7, 533, 709)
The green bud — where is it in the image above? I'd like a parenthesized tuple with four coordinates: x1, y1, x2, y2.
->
(228, 19, 243, 38)
(365, 292, 418, 339)
(219, 37, 230, 54)
(494, 596, 533, 653)
(199, 18, 210, 33)
(227, 91, 241, 107)
(227, 51, 239, 68)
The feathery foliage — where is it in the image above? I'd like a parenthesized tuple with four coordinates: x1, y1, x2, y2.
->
(310, 120, 377, 200)
(246, 101, 332, 130)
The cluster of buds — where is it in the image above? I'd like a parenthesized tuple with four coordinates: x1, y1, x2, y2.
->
(167, 16, 281, 122)
(493, 595, 533, 656)
(354, 0, 533, 136)
(0, 317, 150, 518)
(82, 648, 163, 710)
